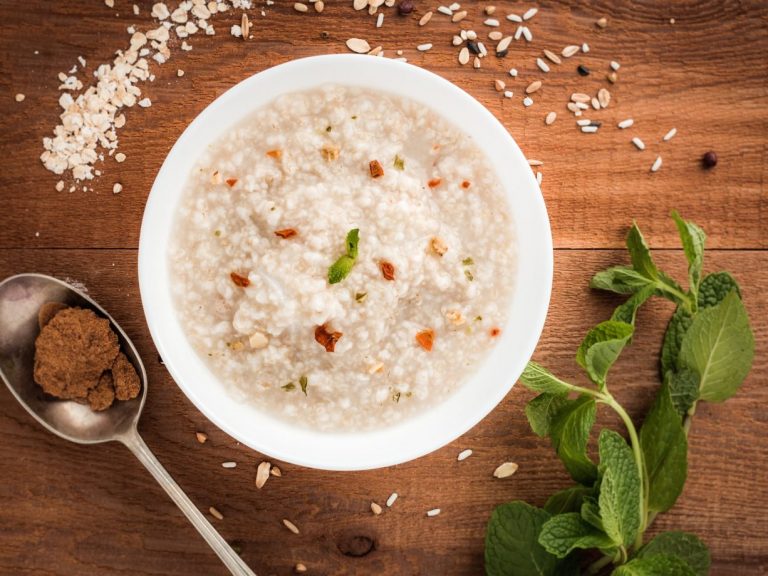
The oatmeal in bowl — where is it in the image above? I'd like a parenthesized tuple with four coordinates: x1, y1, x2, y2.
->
(169, 85, 515, 432)
(140, 55, 551, 469)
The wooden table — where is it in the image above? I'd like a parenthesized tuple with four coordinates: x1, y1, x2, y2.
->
(1, 1, 766, 574)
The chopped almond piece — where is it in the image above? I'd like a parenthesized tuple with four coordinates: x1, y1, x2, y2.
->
(380, 260, 396, 281)
(490, 327, 502, 337)
(274, 228, 298, 239)
(461, 180, 471, 189)
(428, 178, 442, 188)
(266, 149, 282, 159)
(416, 329, 435, 351)
(315, 323, 343, 352)
(210, 170, 222, 185)
(230, 271, 250, 287)
(430, 236, 448, 256)
(225, 178, 238, 187)
(321, 144, 340, 161)
(369, 160, 384, 178)
(445, 310, 466, 325)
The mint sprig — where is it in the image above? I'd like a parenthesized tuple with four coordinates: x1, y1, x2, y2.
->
(485, 213, 754, 575)
(328, 228, 359, 285)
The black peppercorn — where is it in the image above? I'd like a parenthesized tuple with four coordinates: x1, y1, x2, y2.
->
(398, 0, 414, 15)
(577, 64, 590, 76)
(467, 40, 480, 55)
(702, 151, 718, 168)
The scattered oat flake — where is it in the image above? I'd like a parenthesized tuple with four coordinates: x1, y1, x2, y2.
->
(115, 153, 126, 163)
(209, 506, 224, 520)
(457, 449, 473, 461)
(427, 508, 442, 517)
(493, 462, 519, 478)
(651, 156, 663, 172)
(419, 11, 433, 25)
(370, 502, 383, 515)
(294, 3, 308, 12)
(283, 519, 300, 534)
(255, 461, 271, 489)
(386, 492, 398, 507)
(526, 80, 541, 94)
(632, 137, 646, 151)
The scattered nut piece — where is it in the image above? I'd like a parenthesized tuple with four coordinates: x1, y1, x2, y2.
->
(426, 508, 441, 517)
(427, 177, 442, 188)
(321, 144, 340, 161)
(596, 16, 608, 28)
(274, 228, 298, 239)
(294, 3, 309, 12)
(266, 149, 282, 159)
(525, 80, 542, 94)
(249, 331, 269, 349)
(230, 271, 250, 288)
(210, 170, 222, 185)
(379, 260, 396, 281)
(430, 236, 448, 256)
(195, 431, 208, 444)
(445, 310, 466, 326)
(270, 466, 282, 477)
(315, 323, 343, 352)
(225, 177, 238, 187)
(493, 462, 519, 478)
(369, 159, 384, 178)
(112, 183, 123, 194)
(295, 564, 307, 574)
(15, 93, 25, 102)
(346, 37, 371, 53)
(416, 329, 435, 351)
(255, 461, 271, 489)
(494, 79, 506, 92)
(368, 361, 385, 374)
(371, 502, 383, 515)
(177, 69, 185, 77)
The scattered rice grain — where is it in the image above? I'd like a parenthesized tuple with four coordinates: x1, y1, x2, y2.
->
(488, 31, 503, 41)
(663, 128, 677, 141)
(221, 461, 237, 468)
(452, 10, 467, 22)
(458, 47, 470, 65)
(618, 118, 634, 129)
(525, 80, 541, 94)
(386, 492, 398, 507)
(522, 26, 532, 41)
(457, 448, 473, 461)
(283, 519, 300, 534)
(543, 49, 561, 64)
(522, 7, 537, 20)
(632, 137, 646, 150)
(506, 13, 522, 23)
(209, 506, 224, 520)
(419, 11, 433, 25)
(426, 508, 442, 517)
(545, 111, 557, 125)
(651, 156, 662, 172)
(581, 125, 599, 133)
(417, 43, 433, 51)
(536, 58, 550, 73)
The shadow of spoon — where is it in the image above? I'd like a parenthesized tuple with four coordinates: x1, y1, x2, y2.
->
(0, 273, 256, 576)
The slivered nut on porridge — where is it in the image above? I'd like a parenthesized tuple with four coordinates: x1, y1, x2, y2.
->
(266, 149, 282, 159)
(427, 177, 442, 188)
(321, 144, 340, 161)
(274, 228, 298, 239)
(230, 271, 250, 288)
(379, 260, 396, 281)
(369, 159, 384, 178)
(416, 329, 435, 351)
(430, 236, 448, 256)
(225, 177, 238, 187)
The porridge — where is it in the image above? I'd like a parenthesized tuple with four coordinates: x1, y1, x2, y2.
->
(168, 85, 516, 432)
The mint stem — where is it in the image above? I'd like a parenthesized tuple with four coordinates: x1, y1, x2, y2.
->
(586, 553, 615, 574)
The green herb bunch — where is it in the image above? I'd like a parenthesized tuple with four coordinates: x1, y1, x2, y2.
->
(485, 212, 755, 576)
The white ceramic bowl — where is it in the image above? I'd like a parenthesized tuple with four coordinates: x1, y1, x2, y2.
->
(139, 55, 552, 471)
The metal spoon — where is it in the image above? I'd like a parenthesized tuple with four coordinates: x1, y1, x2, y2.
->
(0, 273, 256, 576)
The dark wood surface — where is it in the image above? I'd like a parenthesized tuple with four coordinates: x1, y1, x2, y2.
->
(0, 1, 766, 574)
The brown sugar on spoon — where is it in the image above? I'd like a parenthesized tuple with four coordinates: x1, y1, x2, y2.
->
(33, 304, 141, 411)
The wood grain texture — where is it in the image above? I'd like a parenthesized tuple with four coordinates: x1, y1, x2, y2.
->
(0, 0, 767, 574)
(0, 249, 765, 575)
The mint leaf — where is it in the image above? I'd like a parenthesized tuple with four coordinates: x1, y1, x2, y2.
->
(544, 485, 592, 515)
(637, 532, 710, 576)
(697, 271, 740, 308)
(611, 554, 696, 576)
(598, 430, 642, 549)
(678, 290, 754, 402)
(611, 285, 656, 326)
(484, 501, 561, 576)
(539, 513, 616, 558)
(661, 272, 740, 376)
(640, 383, 688, 513)
(580, 495, 604, 531)
(346, 228, 359, 258)
(550, 396, 598, 484)
(591, 266, 655, 295)
(525, 392, 568, 438)
(328, 255, 355, 284)
(299, 375, 308, 396)
(576, 320, 634, 389)
(393, 154, 405, 171)
(665, 368, 700, 417)
(671, 211, 706, 296)
(661, 307, 693, 377)
(328, 229, 360, 284)
(520, 362, 574, 395)
(626, 222, 659, 280)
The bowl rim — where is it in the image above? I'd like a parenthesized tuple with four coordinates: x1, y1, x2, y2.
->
(138, 54, 553, 471)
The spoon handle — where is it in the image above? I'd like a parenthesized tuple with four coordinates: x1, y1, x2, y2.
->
(122, 427, 257, 576)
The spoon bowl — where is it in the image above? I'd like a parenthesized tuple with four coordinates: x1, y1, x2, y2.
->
(0, 273, 145, 444)
(0, 273, 256, 576)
